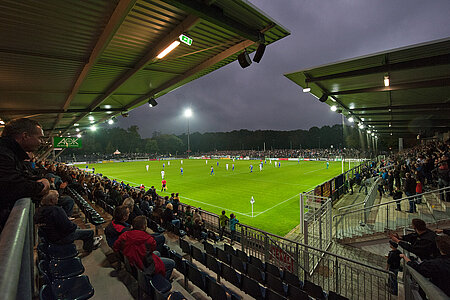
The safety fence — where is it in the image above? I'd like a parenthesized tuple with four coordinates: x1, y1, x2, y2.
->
(0, 198, 35, 300)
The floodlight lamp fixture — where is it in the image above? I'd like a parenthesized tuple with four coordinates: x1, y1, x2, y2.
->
(367, 130, 372, 134)
(348, 117, 354, 123)
(184, 108, 192, 118)
(148, 98, 158, 107)
(384, 75, 390, 87)
(108, 119, 114, 125)
(330, 105, 337, 112)
(389, 123, 392, 127)
(74, 123, 79, 127)
(104, 105, 112, 109)
(371, 132, 375, 137)
(77, 134, 82, 138)
(319, 94, 328, 102)
(76, 128, 80, 132)
(90, 125, 97, 131)
(88, 115, 94, 121)
(157, 40, 180, 59)
(302, 87, 311, 93)
(106, 111, 113, 114)
(0, 120, 5, 125)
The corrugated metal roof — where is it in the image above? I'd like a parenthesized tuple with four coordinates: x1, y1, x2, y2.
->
(284, 38, 450, 137)
(0, 0, 289, 138)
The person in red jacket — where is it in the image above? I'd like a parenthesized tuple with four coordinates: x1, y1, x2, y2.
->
(114, 216, 174, 279)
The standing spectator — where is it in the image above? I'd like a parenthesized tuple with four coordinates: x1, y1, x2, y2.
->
(389, 218, 440, 260)
(404, 173, 417, 213)
(400, 235, 450, 297)
(393, 186, 403, 211)
(0, 118, 50, 230)
(386, 241, 401, 296)
(415, 177, 423, 204)
(229, 213, 239, 245)
(219, 210, 229, 240)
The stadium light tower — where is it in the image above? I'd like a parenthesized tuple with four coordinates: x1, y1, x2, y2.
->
(184, 108, 193, 154)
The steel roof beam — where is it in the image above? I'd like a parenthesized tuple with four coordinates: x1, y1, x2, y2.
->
(122, 39, 256, 111)
(329, 78, 450, 95)
(305, 54, 450, 83)
(353, 109, 450, 116)
(161, 0, 264, 43)
(0, 108, 123, 115)
(350, 103, 450, 111)
(51, 0, 138, 134)
(365, 119, 449, 123)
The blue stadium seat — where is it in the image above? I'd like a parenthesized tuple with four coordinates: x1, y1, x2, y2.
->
(186, 261, 206, 291)
(150, 273, 173, 299)
(45, 243, 78, 260)
(265, 262, 282, 278)
(241, 274, 265, 299)
(179, 238, 191, 256)
(221, 264, 241, 288)
(236, 249, 249, 262)
(328, 291, 349, 300)
(43, 275, 94, 300)
(191, 245, 205, 265)
(247, 263, 265, 284)
(205, 254, 221, 277)
(46, 258, 85, 279)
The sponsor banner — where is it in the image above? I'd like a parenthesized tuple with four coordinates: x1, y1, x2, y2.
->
(53, 137, 82, 148)
(270, 246, 294, 272)
(279, 158, 289, 161)
(72, 161, 87, 165)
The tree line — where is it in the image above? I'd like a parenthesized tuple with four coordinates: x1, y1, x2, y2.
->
(64, 124, 387, 155)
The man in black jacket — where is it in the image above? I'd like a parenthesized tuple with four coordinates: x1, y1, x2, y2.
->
(0, 118, 50, 230)
(404, 173, 417, 213)
(390, 218, 439, 260)
(35, 190, 100, 253)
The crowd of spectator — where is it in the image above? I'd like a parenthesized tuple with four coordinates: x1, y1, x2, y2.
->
(203, 148, 369, 159)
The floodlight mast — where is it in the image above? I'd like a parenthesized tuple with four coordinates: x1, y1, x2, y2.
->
(184, 108, 192, 154)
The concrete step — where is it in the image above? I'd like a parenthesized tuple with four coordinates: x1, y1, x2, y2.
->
(328, 241, 386, 269)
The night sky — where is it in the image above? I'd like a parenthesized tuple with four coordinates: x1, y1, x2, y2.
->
(116, 0, 450, 138)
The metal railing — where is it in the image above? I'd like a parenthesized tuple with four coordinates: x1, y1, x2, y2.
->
(0, 198, 35, 300)
(334, 187, 450, 240)
(238, 222, 392, 299)
(404, 264, 450, 300)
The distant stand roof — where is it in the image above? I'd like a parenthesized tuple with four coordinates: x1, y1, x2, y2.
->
(285, 38, 450, 138)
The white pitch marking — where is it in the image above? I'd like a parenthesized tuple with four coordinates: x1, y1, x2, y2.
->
(181, 196, 252, 217)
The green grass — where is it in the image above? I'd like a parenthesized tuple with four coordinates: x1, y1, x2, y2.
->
(90, 159, 354, 236)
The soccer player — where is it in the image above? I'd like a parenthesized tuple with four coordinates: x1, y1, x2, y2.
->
(210, 166, 214, 175)
(168, 161, 170, 166)
(161, 170, 165, 179)
(259, 163, 263, 171)
(181, 160, 183, 165)
(249, 165, 253, 173)
(161, 179, 167, 192)
(146, 164, 149, 172)
(180, 167, 183, 175)
(216, 161, 219, 167)
(226, 163, 229, 171)
(206, 160, 208, 165)
(232, 164, 235, 171)
(162, 163, 165, 169)
(326, 161, 329, 169)
(278, 162, 281, 168)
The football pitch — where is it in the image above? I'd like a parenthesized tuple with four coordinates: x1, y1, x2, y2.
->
(91, 159, 354, 236)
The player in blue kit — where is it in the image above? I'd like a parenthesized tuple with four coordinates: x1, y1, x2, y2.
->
(210, 166, 214, 175)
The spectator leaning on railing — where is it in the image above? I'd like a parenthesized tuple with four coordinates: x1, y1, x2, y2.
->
(0, 118, 50, 231)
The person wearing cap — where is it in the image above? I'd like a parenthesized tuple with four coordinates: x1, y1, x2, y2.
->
(387, 240, 402, 295)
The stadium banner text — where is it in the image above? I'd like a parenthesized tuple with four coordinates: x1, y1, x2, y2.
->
(53, 137, 82, 148)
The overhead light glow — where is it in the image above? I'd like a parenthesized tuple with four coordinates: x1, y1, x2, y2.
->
(0, 120, 4, 125)
(157, 41, 180, 59)
(106, 111, 113, 114)
(384, 75, 390, 87)
(302, 87, 311, 93)
(74, 123, 79, 127)
(76, 128, 80, 132)
(108, 119, 114, 125)
(348, 117, 354, 123)
(90, 125, 97, 131)
(90, 120, 95, 124)
(330, 105, 337, 111)
(88, 116, 94, 121)
(361, 118, 365, 121)
(371, 133, 375, 136)
(104, 105, 111, 109)
(389, 123, 392, 127)
(77, 134, 82, 138)
(367, 130, 371, 134)
(185, 108, 192, 118)
(358, 123, 364, 129)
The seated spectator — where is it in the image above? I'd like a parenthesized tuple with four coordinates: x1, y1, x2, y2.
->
(183, 216, 193, 236)
(105, 206, 131, 247)
(173, 193, 180, 214)
(35, 190, 101, 253)
(114, 216, 174, 279)
(162, 203, 180, 228)
(389, 218, 440, 260)
(192, 218, 207, 240)
(401, 235, 450, 296)
(123, 197, 143, 224)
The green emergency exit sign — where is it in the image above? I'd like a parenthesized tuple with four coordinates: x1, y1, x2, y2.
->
(179, 34, 192, 46)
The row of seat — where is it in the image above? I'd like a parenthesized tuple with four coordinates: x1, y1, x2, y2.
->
(37, 242, 94, 300)
(67, 188, 105, 231)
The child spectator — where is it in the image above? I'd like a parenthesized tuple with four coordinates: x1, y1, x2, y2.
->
(387, 241, 401, 296)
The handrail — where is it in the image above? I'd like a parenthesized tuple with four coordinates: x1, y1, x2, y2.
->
(333, 186, 450, 218)
(237, 222, 389, 274)
(264, 230, 307, 273)
(404, 265, 450, 300)
(0, 198, 34, 300)
(337, 177, 381, 212)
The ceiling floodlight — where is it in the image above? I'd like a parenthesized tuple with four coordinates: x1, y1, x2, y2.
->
(106, 111, 113, 114)
(302, 87, 311, 93)
(330, 105, 337, 111)
(157, 40, 180, 59)
(77, 134, 82, 138)
(371, 132, 375, 136)
(367, 130, 371, 134)
(76, 128, 80, 132)
(88, 116, 94, 121)
(389, 123, 392, 127)
(90, 120, 95, 124)
(319, 94, 328, 102)
(384, 75, 390, 87)
(390, 133, 393, 136)
(74, 123, 79, 126)
(238, 50, 252, 68)
(358, 123, 364, 129)
(361, 117, 365, 121)
(184, 108, 192, 118)
(90, 125, 97, 131)
(148, 98, 158, 107)
(108, 119, 114, 125)
(348, 117, 354, 123)
(104, 105, 111, 109)
(0, 120, 5, 125)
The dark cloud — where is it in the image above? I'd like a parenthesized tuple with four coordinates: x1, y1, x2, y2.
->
(117, 0, 450, 138)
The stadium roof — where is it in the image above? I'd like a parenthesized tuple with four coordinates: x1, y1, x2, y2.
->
(0, 0, 289, 137)
(284, 38, 450, 138)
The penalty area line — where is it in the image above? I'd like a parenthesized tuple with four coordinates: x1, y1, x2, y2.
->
(181, 196, 252, 217)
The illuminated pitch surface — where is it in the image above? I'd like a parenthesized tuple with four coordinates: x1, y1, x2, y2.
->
(91, 159, 354, 236)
